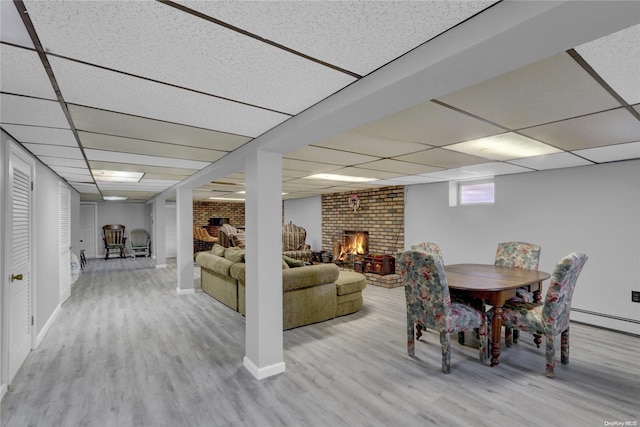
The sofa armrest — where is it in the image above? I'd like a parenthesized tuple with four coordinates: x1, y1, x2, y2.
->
(282, 263, 339, 292)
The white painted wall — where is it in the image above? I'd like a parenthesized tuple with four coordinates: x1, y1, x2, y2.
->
(283, 196, 322, 251)
(405, 160, 640, 335)
(96, 202, 147, 256)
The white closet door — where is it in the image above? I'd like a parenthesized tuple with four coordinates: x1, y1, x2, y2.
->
(7, 150, 33, 384)
(59, 182, 71, 302)
(80, 203, 97, 259)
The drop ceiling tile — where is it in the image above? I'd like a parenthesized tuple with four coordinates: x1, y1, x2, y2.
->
(97, 181, 178, 191)
(88, 161, 198, 176)
(38, 156, 87, 168)
(357, 100, 503, 146)
(419, 169, 487, 181)
(48, 56, 290, 137)
(22, 143, 83, 159)
(1, 1, 34, 48)
(59, 173, 94, 183)
(26, 1, 355, 115)
(328, 167, 401, 180)
(285, 146, 380, 166)
(100, 190, 158, 201)
(358, 159, 442, 175)
(78, 132, 227, 162)
(142, 174, 190, 181)
(393, 148, 490, 168)
(2, 124, 77, 146)
(68, 106, 250, 151)
(437, 53, 621, 129)
(445, 133, 562, 161)
(282, 159, 343, 174)
(459, 162, 533, 177)
(50, 166, 92, 176)
(0, 94, 69, 128)
(70, 183, 99, 192)
(373, 175, 446, 186)
(313, 130, 430, 158)
(1, 45, 56, 99)
(576, 24, 640, 105)
(509, 152, 593, 170)
(520, 108, 640, 150)
(84, 149, 211, 170)
(573, 141, 640, 163)
(186, 1, 494, 76)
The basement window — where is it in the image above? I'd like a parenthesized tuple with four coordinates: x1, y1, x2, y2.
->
(459, 180, 494, 205)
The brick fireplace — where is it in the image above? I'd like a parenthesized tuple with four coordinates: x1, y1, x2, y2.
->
(322, 186, 404, 288)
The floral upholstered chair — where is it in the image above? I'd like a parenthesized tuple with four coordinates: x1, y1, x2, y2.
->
(399, 250, 487, 373)
(495, 241, 542, 343)
(282, 222, 312, 263)
(407, 242, 444, 339)
(489, 252, 588, 378)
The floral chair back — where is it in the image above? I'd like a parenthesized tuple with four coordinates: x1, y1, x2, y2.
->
(410, 241, 444, 264)
(495, 241, 541, 270)
(399, 250, 487, 373)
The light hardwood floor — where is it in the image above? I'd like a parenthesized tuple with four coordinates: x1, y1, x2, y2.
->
(2, 257, 638, 427)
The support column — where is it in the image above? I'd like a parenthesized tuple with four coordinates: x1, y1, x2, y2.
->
(176, 186, 195, 295)
(153, 198, 167, 268)
(243, 149, 285, 379)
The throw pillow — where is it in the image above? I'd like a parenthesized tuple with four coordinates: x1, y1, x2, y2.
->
(231, 233, 246, 249)
(282, 259, 290, 269)
(283, 255, 305, 268)
(211, 243, 226, 257)
(224, 247, 245, 263)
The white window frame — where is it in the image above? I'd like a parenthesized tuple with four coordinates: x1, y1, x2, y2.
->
(449, 179, 495, 206)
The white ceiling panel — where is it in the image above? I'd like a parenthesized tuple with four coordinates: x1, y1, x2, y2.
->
(88, 161, 198, 176)
(2, 124, 77, 146)
(78, 132, 227, 162)
(1, 45, 56, 100)
(0, 1, 34, 48)
(437, 53, 622, 129)
(393, 148, 490, 169)
(22, 143, 83, 159)
(419, 169, 488, 181)
(312, 130, 430, 158)
(48, 56, 290, 137)
(69, 105, 250, 151)
(282, 159, 343, 174)
(285, 146, 380, 166)
(186, 1, 495, 76)
(373, 175, 446, 186)
(59, 173, 94, 183)
(458, 162, 534, 177)
(520, 108, 640, 151)
(0, 94, 69, 128)
(25, 1, 355, 115)
(97, 180, 179, 191)
(509, 152, 594, 170)
(70, 183, 100, 193)
(38, 156, 87, 168)
(84, 149, 211, 170)
(50, 165, 92, 176)
(328, 166, 401, 180)
(358, 159, 442, 175)
(576, 24, 640, 105)
(573, 141, 640, 163)
(357, 100, 503, 146)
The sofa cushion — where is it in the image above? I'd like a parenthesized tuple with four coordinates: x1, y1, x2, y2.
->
(282, 263, 339, 292)
(211, 243, 226, 257)
(335, 271, 367, 296)
(230, 262, 246, 282)
(283, 255, 305, 268)
(195, 252, 236, 276)
(224, 247, 245, 263)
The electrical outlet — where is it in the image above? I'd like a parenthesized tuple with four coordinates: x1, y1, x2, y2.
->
(632, 291, 640, 303)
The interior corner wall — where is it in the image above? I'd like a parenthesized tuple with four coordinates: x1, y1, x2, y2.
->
(404, 160, 640, 335)
(283, 196, 322, 251)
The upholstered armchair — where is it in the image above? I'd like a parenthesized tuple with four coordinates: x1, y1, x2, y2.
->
(282, 222, 312, 263)
(407, 241, 444, 339)
(130, 228, 151, 257)
(218, 224, 245, 248)
(489, 252, 588, 378)
(495, 241, 542, 343)
(399, 250, 487, 373)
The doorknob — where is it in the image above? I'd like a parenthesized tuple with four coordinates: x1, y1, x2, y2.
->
(11, 274, 23, 282)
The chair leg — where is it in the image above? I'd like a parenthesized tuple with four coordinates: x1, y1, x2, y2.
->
(505, 327, 512, 347)
(416, 324, 423, 340)
(534, 333, 542, 348)
(478, 319, 488, 362)
(561, 327, 570, 365)
(545, 333, 555, 378)
(440, 332, 451, 374)
(513, 329, 520, 343)
(407, 317, 415, 356)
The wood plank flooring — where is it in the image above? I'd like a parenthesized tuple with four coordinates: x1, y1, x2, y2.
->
(2, 257, 639, 426)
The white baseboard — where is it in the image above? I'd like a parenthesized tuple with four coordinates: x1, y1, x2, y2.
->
(243, 356, 286, 380)
(175, 287, 195, 295)
(60, 287, 70, 304)
(1, 382, 7, 401)
(36, 304, 61, 348)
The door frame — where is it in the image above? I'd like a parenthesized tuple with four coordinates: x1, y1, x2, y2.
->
(1, 141, 36, 391)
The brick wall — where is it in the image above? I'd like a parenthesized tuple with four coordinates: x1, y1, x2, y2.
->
(322, 186, 404, 258)
(193, 201, 245, 227)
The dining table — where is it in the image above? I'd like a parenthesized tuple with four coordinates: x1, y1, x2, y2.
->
(444, 264, 551, 367)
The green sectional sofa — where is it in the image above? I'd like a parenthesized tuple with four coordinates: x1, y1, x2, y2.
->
(195, 246, 367, 330)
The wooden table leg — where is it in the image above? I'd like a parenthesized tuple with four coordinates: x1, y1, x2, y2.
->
(490, 305, 503, 367)
(533, 282, 543, 304)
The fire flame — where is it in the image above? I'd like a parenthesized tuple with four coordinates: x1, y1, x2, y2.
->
(335, 232, 367, 261)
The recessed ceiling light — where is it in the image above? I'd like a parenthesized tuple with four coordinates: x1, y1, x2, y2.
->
(93, 170, 144, 182)
(303, 173, 376, 182)
(103, 196, 128, 201)
(445, 133, 562, 161)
